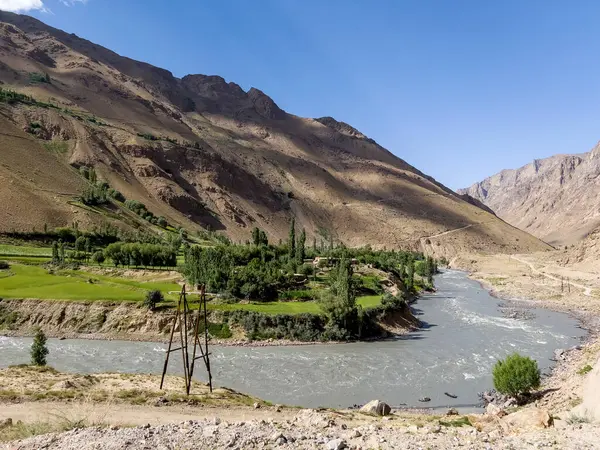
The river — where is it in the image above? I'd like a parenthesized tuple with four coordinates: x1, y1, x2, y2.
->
(0, 270, 587, 411)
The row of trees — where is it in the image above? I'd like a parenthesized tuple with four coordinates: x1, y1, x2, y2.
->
(77, 165, 169, 230)
(79, 167, 125, 206)
(104, 242, 177, 268)
(124, 199, 168, 228)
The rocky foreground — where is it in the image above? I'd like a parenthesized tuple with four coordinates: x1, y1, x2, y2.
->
(3, 409, 600, 450)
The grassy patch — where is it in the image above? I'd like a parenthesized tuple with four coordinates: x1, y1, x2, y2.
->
(439, 416, 471, 427)
(0, 244, 52, 257)
(566, 412, 592, 424)
(357, 295, 383, 308)
(43, 140, 69, 154)
(209, 301, 322, 315)
(0, 264, 180, 302)
(577, 364, 593, 375)
(485, 277, 507, 286)
(207, 295, 382, 315)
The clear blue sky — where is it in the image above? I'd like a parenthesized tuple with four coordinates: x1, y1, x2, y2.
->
(6, 0, 600, 189)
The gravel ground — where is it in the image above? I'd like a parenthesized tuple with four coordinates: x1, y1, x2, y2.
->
(4, 411, 600, 450)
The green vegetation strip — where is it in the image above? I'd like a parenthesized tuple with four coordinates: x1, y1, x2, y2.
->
(208, 295, 382, 315)
(0, 264, 180, 302)
(0, 244, 52, 257)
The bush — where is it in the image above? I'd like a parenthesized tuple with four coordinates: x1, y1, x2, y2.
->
(91, 251, 105, 265)
(297, 264, 315, 277)
(279, 289, 314, 301)
(493, 353, 541, 396)
(107, 188, 125, 202)
(144, 290, 164, 311)
(381, 293, 406, 309)
(0, 260, 9, 270)
(30, 328, 49, 366)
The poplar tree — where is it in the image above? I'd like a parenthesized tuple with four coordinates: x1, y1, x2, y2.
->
(288, 218, 296, 259)
(296, 228, 306, 265)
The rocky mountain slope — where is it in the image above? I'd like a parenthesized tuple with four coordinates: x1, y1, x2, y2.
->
(459, 144, 600, 246)
(0, 11, 549, 255)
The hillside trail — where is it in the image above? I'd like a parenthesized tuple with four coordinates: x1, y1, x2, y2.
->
(509, 255, 593, 296)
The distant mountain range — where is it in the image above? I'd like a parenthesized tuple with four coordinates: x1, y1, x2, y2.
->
(460, 143, 600, 246)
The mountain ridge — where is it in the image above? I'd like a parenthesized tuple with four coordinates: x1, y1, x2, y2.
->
(0, 11, 550, 255)
(459, 142, 600, 246)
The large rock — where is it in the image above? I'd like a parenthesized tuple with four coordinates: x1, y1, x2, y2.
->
(326, 439, 347, 450)
(502, 408, 552, 431)
(359, 400, 391, 416)
(486, 403, 506, 417)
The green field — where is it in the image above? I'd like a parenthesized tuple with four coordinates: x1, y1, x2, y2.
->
(208, 295, 382, 315)
(0, 263, 382, 314)
(0, 264, 180, 302)
(0, 244, 52, 258)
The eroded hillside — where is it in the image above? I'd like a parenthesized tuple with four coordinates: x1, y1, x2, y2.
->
(0, 11, 549, 255)
(460, 144, 600, 247)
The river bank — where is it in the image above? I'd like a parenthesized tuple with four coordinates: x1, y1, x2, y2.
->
(454, 253, 600, 414)
(0, 297, 420, 346)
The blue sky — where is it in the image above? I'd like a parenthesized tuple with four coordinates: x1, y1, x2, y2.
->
(4, 0, 600, 189)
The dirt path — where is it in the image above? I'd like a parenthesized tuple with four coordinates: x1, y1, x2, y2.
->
(0, 401, 297, 428)
(510, 255, 593, 296)
(424, 223, 474, 239)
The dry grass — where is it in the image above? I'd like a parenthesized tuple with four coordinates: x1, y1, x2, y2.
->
(0, 365, 263, 408)
(0, 398, 114, 442)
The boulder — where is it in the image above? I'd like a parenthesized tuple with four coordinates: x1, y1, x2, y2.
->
(554, 349, 566, 361)
(486, 403, 506, 417)
(446, 408, 459, 416)
(359, 400, 391, 416)
(502, 408, 552, 431)
(270, 432, 287, 444)
(326, 438, 347, 450)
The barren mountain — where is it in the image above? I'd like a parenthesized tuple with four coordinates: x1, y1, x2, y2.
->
(0, 11, 549, 255)
(460, 144, 600, 246)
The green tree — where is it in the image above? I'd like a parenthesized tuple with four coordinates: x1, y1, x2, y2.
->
(91, 250, 105, 265)
(288, 218, 296, 258)
(493, 353, 541, 397)
(296, 228, 306, 265)
(51, 241, 59, 263)
(144, 290, 164, 311)
(406, 259, 415, 291)
(74, 236, 86, 252)
(89, 167, 97, 184)
(58, 241, 65, 264)
(258, 229, 268, 246)
(251, 227, 261, 246)
(30, 328, 49, 366)
(319, 257, 357, 335)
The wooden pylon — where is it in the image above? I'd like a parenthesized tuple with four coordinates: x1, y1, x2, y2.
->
(160, 284, 212, 394)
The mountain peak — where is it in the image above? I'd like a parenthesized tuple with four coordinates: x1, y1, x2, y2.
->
(247, 87, 285, 120)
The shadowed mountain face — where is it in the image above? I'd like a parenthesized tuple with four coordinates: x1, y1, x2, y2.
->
(459, 143, 600, 247)
(0, 11, 549, 255)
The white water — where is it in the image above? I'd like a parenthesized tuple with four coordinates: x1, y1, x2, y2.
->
(0, 270, 586, 410)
